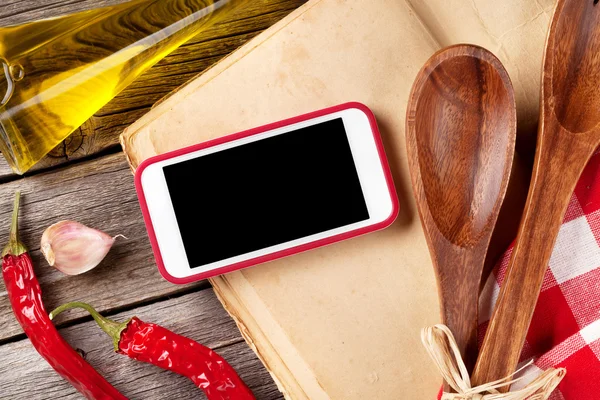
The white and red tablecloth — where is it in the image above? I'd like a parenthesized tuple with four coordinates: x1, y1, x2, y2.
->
(475, 151, 600, 398)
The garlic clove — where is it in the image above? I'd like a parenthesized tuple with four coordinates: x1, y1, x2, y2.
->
(40, 221, 120, 275)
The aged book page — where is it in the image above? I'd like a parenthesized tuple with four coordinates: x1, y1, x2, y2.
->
(409, 0, 554, 151)
(121, 0, 553, 398)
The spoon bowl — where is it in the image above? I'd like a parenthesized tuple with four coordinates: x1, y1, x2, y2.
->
(414, 54, 514, 247)
(551, 0, 600, 133)
(407, 44, 516, 373)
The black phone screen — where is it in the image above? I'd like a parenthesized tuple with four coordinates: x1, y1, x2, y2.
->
(163, 118, 369, 268)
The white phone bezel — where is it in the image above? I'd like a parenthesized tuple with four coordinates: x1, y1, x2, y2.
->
(140, 106, 395, 279)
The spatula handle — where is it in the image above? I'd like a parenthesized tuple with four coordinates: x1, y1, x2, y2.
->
(472, 121, 597, 389)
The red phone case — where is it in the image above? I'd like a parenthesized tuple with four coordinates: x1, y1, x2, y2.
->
(135, 102, 399, 284)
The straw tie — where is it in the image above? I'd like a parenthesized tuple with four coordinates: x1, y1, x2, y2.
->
(421, 324, 566, 400)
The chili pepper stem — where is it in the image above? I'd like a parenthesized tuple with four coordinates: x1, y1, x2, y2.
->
(50, 301, 131, 351)
(2, 191, 27, 257)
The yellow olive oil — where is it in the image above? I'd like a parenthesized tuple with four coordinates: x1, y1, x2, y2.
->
(0, 0, 249, 174)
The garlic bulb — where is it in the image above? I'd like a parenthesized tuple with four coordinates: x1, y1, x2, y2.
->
(40, 221, 122, 275)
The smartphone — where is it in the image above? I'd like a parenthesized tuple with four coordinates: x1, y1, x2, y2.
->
(135, 102, 399, 284)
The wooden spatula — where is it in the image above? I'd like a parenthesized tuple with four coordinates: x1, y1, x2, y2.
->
(472, 0, 600, 389)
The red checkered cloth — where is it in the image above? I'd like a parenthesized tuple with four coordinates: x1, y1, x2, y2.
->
(435, 151, 600, 399)
(474, 150, 600, 398)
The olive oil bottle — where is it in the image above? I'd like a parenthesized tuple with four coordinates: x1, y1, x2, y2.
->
(0, 0, 249, 174)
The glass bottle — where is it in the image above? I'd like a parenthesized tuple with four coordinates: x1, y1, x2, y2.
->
(0, 0, 249, 174)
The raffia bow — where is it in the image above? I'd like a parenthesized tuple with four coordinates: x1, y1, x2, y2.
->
(421, 325, 566, 400)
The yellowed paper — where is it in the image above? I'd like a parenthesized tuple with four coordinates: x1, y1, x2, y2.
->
(121, 0, 553, 397)
(408, 0, 553, 141)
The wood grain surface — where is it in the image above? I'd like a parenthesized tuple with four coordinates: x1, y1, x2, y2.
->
(406, 44, 516, 374)
(0, 0, 305, 398)
(472, 0, 600, 388)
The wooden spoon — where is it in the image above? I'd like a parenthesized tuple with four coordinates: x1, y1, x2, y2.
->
(472, 0, 600, 389)
(406, 44, 516, 374)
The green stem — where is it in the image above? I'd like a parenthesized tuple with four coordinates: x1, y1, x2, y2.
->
(50, 301, 130, 351)
(2, 191, 27, 257)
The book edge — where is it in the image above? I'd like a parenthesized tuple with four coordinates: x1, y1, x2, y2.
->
(210, 272, 331, 399)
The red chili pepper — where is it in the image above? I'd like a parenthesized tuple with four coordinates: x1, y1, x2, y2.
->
(50, 301, 256, 400)
(1, 192, 127, 400)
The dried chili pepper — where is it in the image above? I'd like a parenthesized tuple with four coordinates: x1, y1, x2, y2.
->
(50, 301, 256, 400)
(1, 192, 127, 400)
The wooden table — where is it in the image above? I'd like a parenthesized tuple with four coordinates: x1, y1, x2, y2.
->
(0, 1, 305, 398)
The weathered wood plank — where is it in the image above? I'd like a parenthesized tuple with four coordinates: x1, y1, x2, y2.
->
(0, 0, 306, 177)
(0, 288, 283, 399)
(0, 153, 209, 341)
